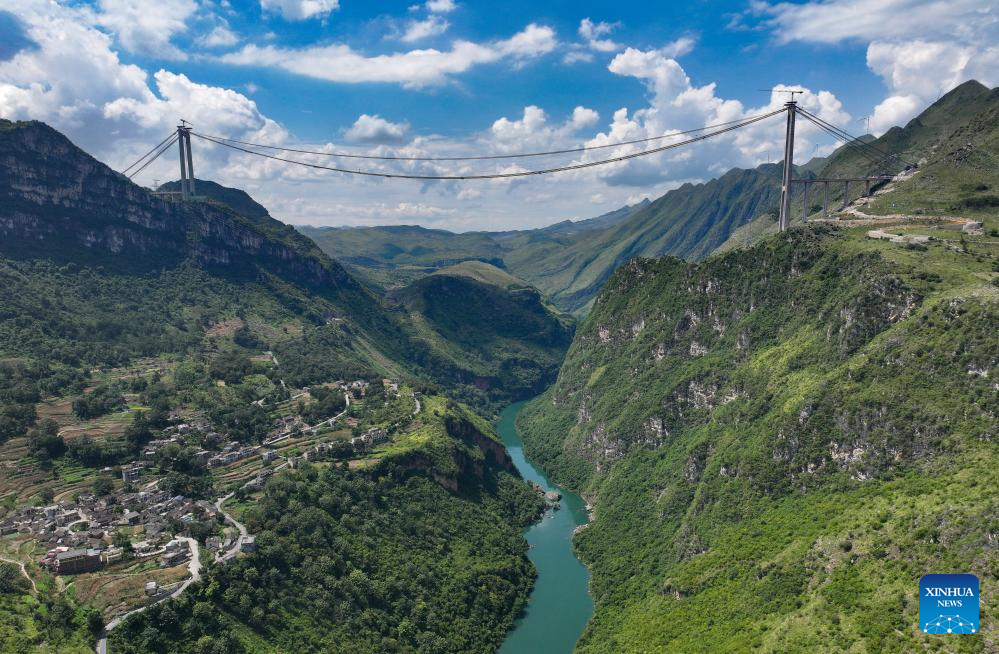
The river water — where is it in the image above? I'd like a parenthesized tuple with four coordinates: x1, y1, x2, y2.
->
(497, 401, 593, 654)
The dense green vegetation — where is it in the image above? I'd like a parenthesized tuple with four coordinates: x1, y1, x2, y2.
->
(392, 269, 574, 411)
(517, 222, 998, 652)
(301, 175, 786, 316)
(110, 406, 543, 654)
(0, 117, 564, 654)
(0, 119, 575, 439)
(297, 201, 649, 293)
(0, 562, 98, 653)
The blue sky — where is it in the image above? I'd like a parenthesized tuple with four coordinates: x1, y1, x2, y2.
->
(102, 0, 884, 142)
(0, 0, 996, 230)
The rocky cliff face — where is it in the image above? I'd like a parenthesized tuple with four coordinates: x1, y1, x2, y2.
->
(521, 226, 967, 488)
(379, 403, 523, 495)
(517, 225, 998, 652)
(0, 120, 360, 297)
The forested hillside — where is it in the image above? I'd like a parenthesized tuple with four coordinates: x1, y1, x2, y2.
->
(0, 119, 560, 653)
(0, 120, 572, 417)
(300, 173, 786, 315)
(517, 223, 998, 651)
(392, 265, 574, 406)
(110, 402, 543, 654)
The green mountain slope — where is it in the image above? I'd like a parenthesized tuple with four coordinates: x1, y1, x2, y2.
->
(502, 165, 789, 315)
(0, 120, 402, 411)
(529, 199, 651, 237)
(158, 178, 272, 223)
(850, 81, 999, 221)
(0, 119, 573, 414)
(429, 260, 534, 289)
(517, 223, 998, 652)
(0, 122, 353, 294)
(301, 81, 999, 319)
(176, 184, 574, 412)
(0, 121, 564, 652)
(109, 402, 543, 654)
(722, 80, 999, 250)
(297, 201, 652, 298)
(821, 80, 996, 184)
(299, 224, 505, 289)
(296, 161, 799, 316)
(392, 265, 574, 406)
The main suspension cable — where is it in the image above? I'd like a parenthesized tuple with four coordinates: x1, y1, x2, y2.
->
(795, 107, 916, 168)
(796, 114, 882, 160)
(121, 131, 178, 175)
(192, 111, 784, 162)
(127, 134, 180, 180)
(190, 110, 784, 181)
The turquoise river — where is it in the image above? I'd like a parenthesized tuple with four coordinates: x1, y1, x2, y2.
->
(497, 401, 593, 653)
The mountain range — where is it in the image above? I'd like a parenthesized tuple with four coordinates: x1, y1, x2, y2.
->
(300, 81, 999, 316)
(1, 80, 997, 654)
(0, 120, 572, 414)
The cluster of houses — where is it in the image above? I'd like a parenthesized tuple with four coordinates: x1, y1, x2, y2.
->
(36, 537, 193, 575)
(1, 489, 214, 575)
(207, 442, 259, 468)
(352, 427, 389, 449)
(280, 426, 387, 470)
(2, 378, 408, 583)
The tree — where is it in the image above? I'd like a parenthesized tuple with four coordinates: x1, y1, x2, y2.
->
(124, 414, 153, 453)
(87, 608, 105, 636)
(112, 530, 133, 552)
(0, 562, 28, 594)
(28, 419, 66, 461)
(73, 384, 125, 419)
(93, 476, 114, 497)
(208, 351, 254, 385)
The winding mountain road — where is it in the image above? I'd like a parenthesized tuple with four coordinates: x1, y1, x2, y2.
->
(0, 555, 36, 594)
(215, 493, 249, 564)
(95, 536, 200, 654)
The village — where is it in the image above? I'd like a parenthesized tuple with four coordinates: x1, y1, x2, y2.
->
(0, 364, 419, 634)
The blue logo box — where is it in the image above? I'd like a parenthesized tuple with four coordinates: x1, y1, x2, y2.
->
(919, 574, 979, 635)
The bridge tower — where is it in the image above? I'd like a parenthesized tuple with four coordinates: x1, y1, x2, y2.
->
(176, 121, 195, 201)
(777, 101, 797, 232)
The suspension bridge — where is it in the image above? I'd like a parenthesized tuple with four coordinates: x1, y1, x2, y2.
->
(120, 98, 916, 233)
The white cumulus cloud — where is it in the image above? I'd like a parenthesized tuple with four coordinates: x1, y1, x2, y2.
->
(489, 105, 600, 153)
(259, 0, 340, 21)
(220, 24, 557, 88)
(578, 18, 621, 53)
(198, 24, 240, 49)
(758, 0, 999, 133)
(425, 0, 456, 13)
(95, 0, 197, 60)
(344, 114, 410, 144)
(400, 16, 450, 42)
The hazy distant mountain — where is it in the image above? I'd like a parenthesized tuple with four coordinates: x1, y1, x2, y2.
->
(0, 119, 573, 412)
(299, 80, 999, 317)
